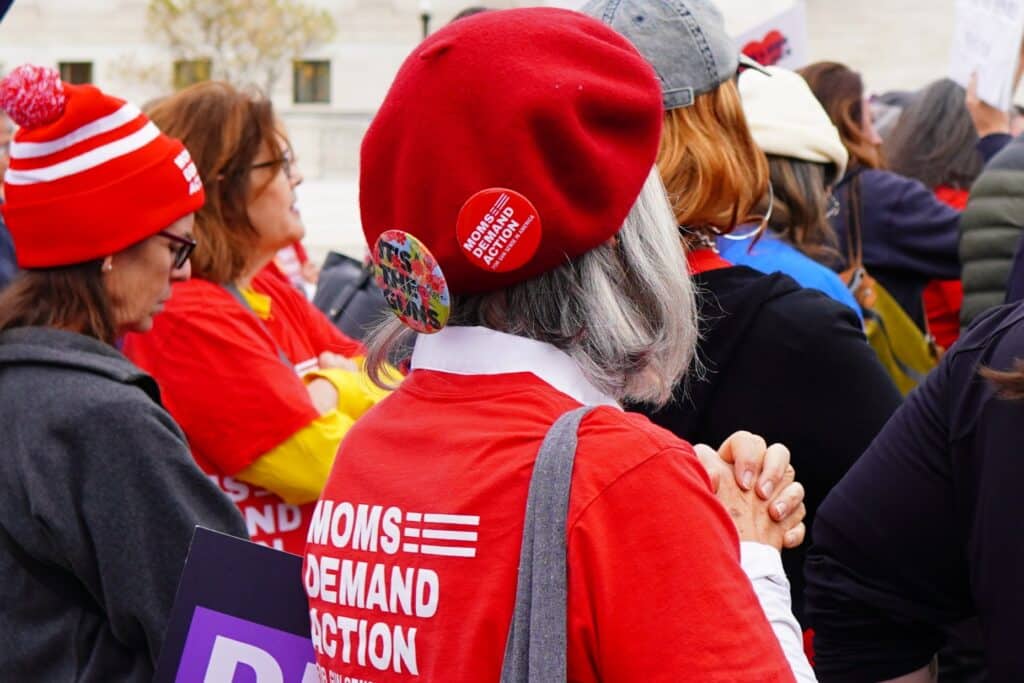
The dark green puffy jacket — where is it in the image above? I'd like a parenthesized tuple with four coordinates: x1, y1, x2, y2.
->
(960, 136, 1024, 329)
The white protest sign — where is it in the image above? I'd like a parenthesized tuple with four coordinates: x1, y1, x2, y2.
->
(732, 0, 809, 69)
(949, 0, 1024, 110)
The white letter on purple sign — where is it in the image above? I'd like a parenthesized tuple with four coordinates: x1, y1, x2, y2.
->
(203, 636, 283, 683)
(301, 662, 320, 683)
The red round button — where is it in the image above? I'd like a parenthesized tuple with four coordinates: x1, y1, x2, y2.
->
(455, 188, 543, 273)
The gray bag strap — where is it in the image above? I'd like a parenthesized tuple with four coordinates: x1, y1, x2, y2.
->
(500, 405, 597, 683)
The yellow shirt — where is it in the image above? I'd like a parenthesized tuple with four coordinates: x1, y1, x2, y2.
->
(232, 287, 393, 504)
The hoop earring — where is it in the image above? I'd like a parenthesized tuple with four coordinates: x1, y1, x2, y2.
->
(719, 181, 774, 242)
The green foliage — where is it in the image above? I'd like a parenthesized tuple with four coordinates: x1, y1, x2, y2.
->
(146, 0, 337, 94)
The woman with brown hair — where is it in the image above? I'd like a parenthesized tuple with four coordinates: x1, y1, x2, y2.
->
(0, 65, 246, 681)
(123, 82, 384, 555)
(585, 0, 902, 637)
(717, 65, 861, 319)
(800, 61, 1009, 334)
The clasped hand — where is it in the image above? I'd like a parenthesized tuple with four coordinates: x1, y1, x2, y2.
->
(694, 431, 806, 551)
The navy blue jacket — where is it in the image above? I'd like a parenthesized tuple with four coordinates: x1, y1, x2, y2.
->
(831, 168, 960, 330)
(831, 136, 1011, 332)
(806, 301, 1024, 682)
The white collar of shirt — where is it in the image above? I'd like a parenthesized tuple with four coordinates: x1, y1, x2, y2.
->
(410, 326, 621, 409)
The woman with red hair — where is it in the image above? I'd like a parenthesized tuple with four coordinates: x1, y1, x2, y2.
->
(124, 82, 385, 555)
(587, 0, 901, 643)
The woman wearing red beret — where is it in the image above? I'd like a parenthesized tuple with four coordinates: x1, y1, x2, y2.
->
(305, 7, 811, 682)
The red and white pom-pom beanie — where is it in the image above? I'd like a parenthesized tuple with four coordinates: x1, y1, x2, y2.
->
(0, 65, 206, 268)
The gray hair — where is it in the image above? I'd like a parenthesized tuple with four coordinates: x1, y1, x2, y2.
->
(884, 78, 982, 190)
(365, 167, 698, 408)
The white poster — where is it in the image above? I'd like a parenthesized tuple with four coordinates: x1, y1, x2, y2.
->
(949, 0, 1024, 110)
(733, 0, 808, 70)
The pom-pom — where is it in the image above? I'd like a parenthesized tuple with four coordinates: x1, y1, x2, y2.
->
(0, 64, 67, 130)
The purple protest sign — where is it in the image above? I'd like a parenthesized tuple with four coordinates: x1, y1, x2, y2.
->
(174, 606, 316, 683)
(154, 528, 318, 683)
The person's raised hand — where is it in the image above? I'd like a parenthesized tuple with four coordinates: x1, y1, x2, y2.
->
(966, 72, 1011, 138)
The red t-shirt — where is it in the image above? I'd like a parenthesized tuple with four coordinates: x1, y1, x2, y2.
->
(934, 186, 969, 211)
(124, 268, 361, 553)
(925, 186, 968, 349)
(687, 246, 733, 274)
(304, 368, 795, 682)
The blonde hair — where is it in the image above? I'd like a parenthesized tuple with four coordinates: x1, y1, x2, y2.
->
(657, 80, 769, 244)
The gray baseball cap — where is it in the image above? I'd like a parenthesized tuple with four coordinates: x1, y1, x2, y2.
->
(582, 0, 764, 111)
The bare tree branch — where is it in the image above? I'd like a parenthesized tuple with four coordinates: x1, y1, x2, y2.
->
(146, 0, 337, 95)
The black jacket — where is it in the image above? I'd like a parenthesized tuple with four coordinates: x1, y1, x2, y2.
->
(831, 168, 961, 331)
(0, 327, 247, 681)
(634, 265, 902, 624)
(807, 301, 1024, 682)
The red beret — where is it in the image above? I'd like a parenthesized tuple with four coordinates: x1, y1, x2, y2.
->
(360, 7, 664, 295)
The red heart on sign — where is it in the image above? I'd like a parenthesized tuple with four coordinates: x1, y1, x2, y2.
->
(742, 30, 789, 66)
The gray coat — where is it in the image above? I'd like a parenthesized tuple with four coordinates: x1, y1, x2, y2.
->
(0, 326, 247, 682)
(960, 134, 1024, 328)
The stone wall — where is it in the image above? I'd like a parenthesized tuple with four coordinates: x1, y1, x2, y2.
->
(0, 0, 974, 181)
(805, 0, 955, 94)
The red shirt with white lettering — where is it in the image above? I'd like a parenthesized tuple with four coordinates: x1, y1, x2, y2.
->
(124, 269, 362, 553)
(304, 368, 795, 682)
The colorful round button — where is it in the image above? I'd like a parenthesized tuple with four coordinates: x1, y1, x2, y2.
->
(371, 230, 451, 334)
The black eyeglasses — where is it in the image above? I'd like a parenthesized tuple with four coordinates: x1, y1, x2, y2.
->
(159, 231, 197, 269)
(249, 148, 295, 179)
